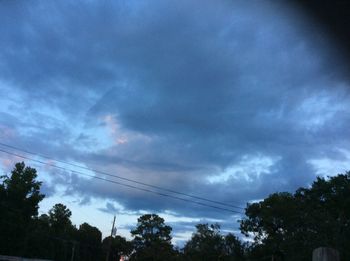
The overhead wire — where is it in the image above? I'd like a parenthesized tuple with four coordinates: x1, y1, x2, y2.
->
(0, 148, 244, 214)
(0, 142, 245, 210)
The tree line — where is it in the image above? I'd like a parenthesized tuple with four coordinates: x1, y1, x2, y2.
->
(1, 162, 349, 260)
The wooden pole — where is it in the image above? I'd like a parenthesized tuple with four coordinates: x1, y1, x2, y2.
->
(312, 247, 339, 261)
(70, 241, 76, 261)
(106, 216, 116, 261)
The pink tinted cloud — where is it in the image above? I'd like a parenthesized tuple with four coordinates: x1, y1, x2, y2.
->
(101, 114, 152, 147)
(0, 125, 16, 139)
(103, 114, 129, 145)
(1, 155, 22, 172)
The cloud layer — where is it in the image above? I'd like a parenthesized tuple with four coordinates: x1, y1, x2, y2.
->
(1, 0, 350, 237)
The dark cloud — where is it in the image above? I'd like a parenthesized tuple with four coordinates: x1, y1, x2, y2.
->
(98, 202, 120, 214)
(1, 0, 350, 232)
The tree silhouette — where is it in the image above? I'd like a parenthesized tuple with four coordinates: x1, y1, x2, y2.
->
(102, 235, 133, 261)
(49, 203, 73, 234)
(47, 203, 77, 261)
(0, 162, 45, 256)
(184, 223, 246, 260)
(130, 214, 175, 260)
(78, 223, 102, 261)
(240, 172, 350, 260)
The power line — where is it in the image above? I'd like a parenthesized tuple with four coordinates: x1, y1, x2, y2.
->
(0, 148, 243, 214)
(0, 142, 245, 210)
(0, 148, 244, 214)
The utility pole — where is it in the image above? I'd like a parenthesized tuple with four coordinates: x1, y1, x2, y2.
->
(106, 215, 116, 261)
(70, 241, 76, 261)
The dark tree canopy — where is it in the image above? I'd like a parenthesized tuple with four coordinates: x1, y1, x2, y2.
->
(0, 162, 45, 256)
(47, 204, 78, 261)
(184, 223, 245, 261)
(49, 203, 73, 233)
(130, 214, 175, 260)
(240, 172, 350, 261)
(3, 162, 348, 261)
(0, 162, 44, 217)
(184, 223, 223, 260)
(102, 235, 133, 261)
(223, 234, 246, 261)
(78, 223, 102, 261)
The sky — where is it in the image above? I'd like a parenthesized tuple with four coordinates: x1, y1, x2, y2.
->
(1, 0, 350, 245)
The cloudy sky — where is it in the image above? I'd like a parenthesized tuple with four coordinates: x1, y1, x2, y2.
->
(1, 0, 350, 244)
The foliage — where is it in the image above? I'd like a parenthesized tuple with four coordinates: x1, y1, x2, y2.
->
(49, 203, 73, 234)
(240, 172, 350, 261)
(184, 223, 246, 261)
(102, 235, 133, 261)
(130, 213, 176, 260)
(46, 203, 77, 260)
(4, 162, 349, 260)
(223, 233, 246, 261)
(184, 223, 223, 260)
(0, 162, 45, 256)
(78, 223, 102, 261)
(25, 214, 53, 258)
(0, 163, 104, 261)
